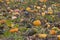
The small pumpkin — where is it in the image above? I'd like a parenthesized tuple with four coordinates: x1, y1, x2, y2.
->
(47, 24, 50, 28)
(55, 3, 60, 6)
(12, 16, 17, 20)
(34, 5, 37, 8)
(13, 12, 19, 15)
(33, 20, 41, 26)
(10, 9, 13, 12)
(26, 7, 31, 11)
(0, 0, 3, 2)
(0, 20, 6, 24)
(42, 12, 45, 16)
(22, 2, 27, 4)
(36, 6, 41, 9)
(42, 8, 45, 11)
(39, 0, 47, 2)
(43, 5, 46, 8)
(57, 35, 60, 40)
(49, 30, 56, 35)
(38, 34, 47, 38)
(6, 1, 10, 4)
(48, 7, 53, 14)
(48, 11, 53, 15)
(10, 28, 18, 33)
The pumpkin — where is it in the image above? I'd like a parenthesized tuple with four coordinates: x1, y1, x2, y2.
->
(12, 16, 17, 19)
(36, 6, 41, 9)
(51, 15, 55, 18)
(48, 11, 53, 15)
(39, 0, 47, 2)
(22, 2, 27, 4)
(33, 20, 41, 26)
(42, 12, 45, 16)
(54, 3, 60, 6)
(49, 30, 56, 35)
(57, 35, 60, 40)
(26, 7, 31, 11)
(42, 8, 45, 11)
(48, 7, 53, 14)
(47, 24, 50, 28)
(0, 0, 3, 2)
(43, 5, 46, 8)
(0, 20, 6, 24)
(38, 34, 47, 38)
(13, 12, 19, 15)
(10, 0, 14, 2)
(10, 28, 18, 33)
(34, 5, 37, 8)
(7, 2, 10, 4)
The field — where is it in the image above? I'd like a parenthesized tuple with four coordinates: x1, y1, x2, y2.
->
(0, 0, 60, 40)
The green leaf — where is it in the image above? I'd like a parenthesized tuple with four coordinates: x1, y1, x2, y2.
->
(4, 30, 11, 37)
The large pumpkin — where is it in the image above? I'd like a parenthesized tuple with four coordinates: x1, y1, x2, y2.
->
(33, 20, 41, 26)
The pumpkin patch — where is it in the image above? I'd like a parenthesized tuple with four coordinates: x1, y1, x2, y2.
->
(0, 0, 60, 40)
(9, 28, 19, 33)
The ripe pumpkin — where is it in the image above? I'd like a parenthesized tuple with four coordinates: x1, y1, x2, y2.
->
(43, 5, 46, 8)
(51, 15, 55, 18)
(54, 4, 60, 6)
(33, 20, 41, 26)
(6, 1, 10, 4)
(47, 24, 50, 28)
(36, 6, 41, 9)
(10, 28, 18, 33)
(38, 34, 47, 38)
(13, 12, 19, 15)
(48, 11, 53, 15)
(0, 20, 6, 24)
(48, 7, 53, 14)
(0, 0, 3, 2)
(26, 7, 31, 11)
(42, 12, 45, 16)
(34, 5, 37, 8)
(39, 0, 47, 2)
(12, 16, 17, 19)
(57, 35, 60, 40)
(49, 30, 56, 35)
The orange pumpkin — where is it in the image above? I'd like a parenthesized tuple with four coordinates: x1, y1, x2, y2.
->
(0, 0, 3, 2)
(48, 7, 53, 15)
(47, 24, 50, 28)
(10, 28, 18, 33)
(0, 20, 6, 24)
(48, 11, 53, 15)
(54, 3, 60, 6)
(49, 30, 56, 35)
(39, 0, 47, 2)
(33, 20, 41, 26)
(26, 7, 31, 11)
(57, 35, 60, 40)
(42, 12, 45, 16)
(38, 34, 47, 38)
(6, 2, 10, 4)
